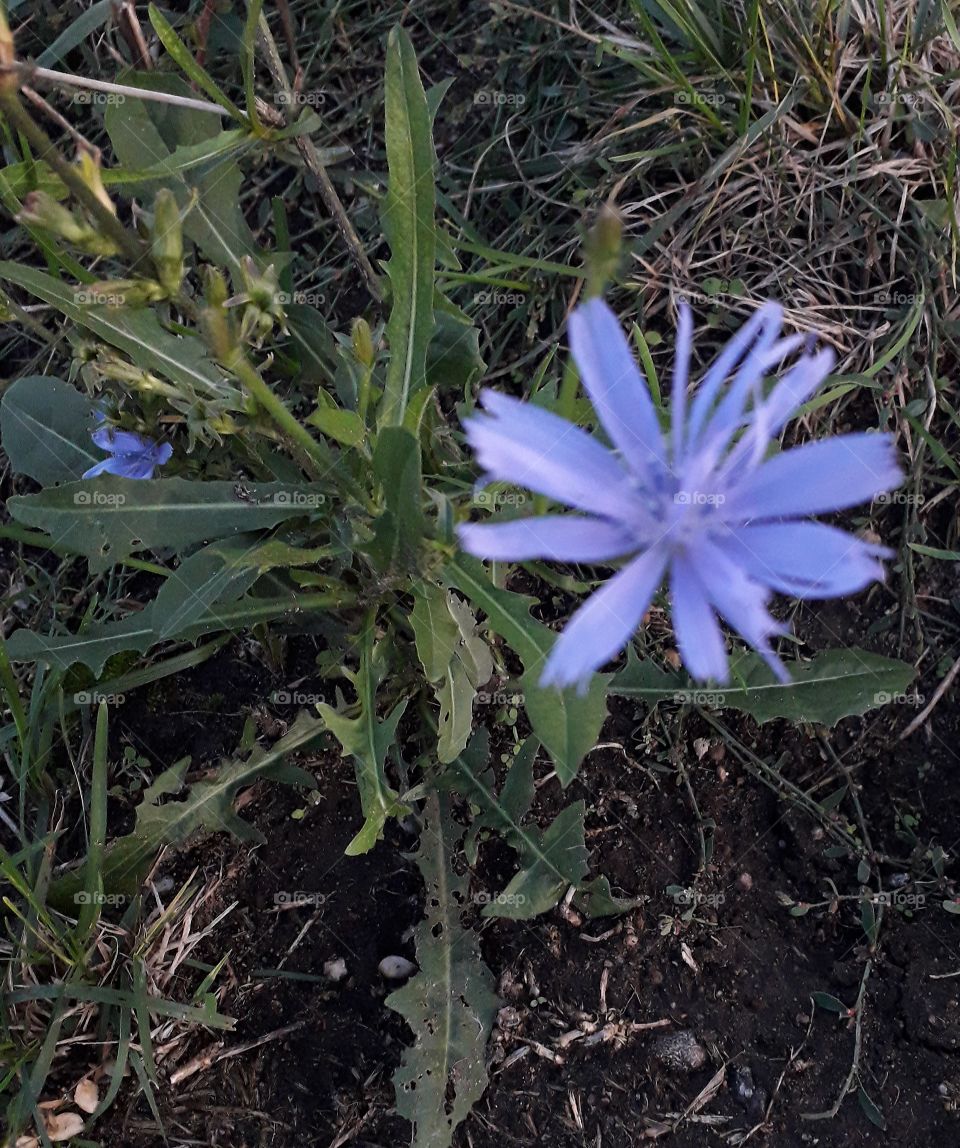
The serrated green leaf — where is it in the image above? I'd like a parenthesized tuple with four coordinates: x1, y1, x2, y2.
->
(610, 647, 917, 726)
(316, 629, 410, 854)
(379, 26, 436, 426)
(443, 556, 608, 786)
(368, 426, 424, 573)
(387, 790, 498, 1148)
(8, 478, 330, 571)
(0, 375, 100, 484)
(48, 713, 323, 910)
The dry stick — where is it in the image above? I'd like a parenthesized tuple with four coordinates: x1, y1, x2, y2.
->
(1, 63, 228, 116)
(255, 15, 383, 303)
(899, 653, 960, 740)
(0, 90, 148, 267)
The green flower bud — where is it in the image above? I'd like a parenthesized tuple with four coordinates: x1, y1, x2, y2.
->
(150, 189, 184, 296)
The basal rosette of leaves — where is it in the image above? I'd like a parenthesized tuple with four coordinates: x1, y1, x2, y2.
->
(0, 17, 916, 1148)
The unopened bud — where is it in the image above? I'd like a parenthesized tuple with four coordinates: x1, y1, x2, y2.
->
(76, 150, 116, 216)
(584, 204, 623, 299)
(150, 189, 184, 296)
(351, 317, 375, 367)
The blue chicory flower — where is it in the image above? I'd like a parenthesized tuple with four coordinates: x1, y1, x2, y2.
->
(82, 413, 173, 479)
(457, 299, 903, 690)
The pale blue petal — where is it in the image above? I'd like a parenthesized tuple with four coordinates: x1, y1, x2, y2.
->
(568, 298, 665, 474)
(457, 515, 636, 562)
(670, 555, 729, 682)
(151, 442, 173, 466)
(540, 546, 668, 691)
(109, 455, 156, 479)
(81, 458, 112, 478)
(685, 302, 783, 451)
(91, 426, 156, 454)
(718, 521, 890, 598)
(722, 434, 902, 520)
(692, 538, 789, 681)
(671, 301, 693, 465)
(464, 391, 636, 520)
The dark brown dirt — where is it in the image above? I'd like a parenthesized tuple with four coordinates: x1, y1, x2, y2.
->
(90, 632, 960, 1148)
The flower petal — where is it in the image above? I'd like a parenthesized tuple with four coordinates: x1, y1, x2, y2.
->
(90, 426, 157, 455)
(692, 537, 789, 681)
(717, 521, 891, 598)
(540, 545, 668, 691)
(109, 455, 157, 479)
(685, 302, 783, 451)
(151, 442, 173, 466)
(670, 301, 693, 464)
(464, 390, 636, 519)
(81, 458, 112, 478)
(670, 554, 729, 682)
(568, 298, 665, 475)
(457, 515, 636, 562)
(722, 433, 902, 520)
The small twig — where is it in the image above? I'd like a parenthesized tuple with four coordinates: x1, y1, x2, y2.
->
(801, 959, 872, 1121)
(1, 63, 228, 115)
(255, 15, 383, 302)
(899, 654, 960, 740)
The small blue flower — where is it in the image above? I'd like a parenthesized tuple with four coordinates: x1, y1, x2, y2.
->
(457, 299, 903, 690)
(82, 412, 172, 479)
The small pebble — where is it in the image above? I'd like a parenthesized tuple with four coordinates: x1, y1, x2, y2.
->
(729, 1064, 755, 1105)
(379, 955, 417, 980)
(650, 1030, 707, 1073)
(323, 958, 348, 982)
